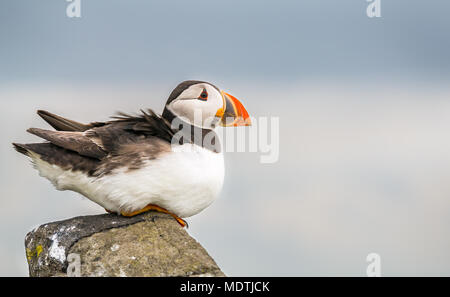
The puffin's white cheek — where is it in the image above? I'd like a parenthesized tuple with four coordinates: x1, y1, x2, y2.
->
(170, 100, 212, 126)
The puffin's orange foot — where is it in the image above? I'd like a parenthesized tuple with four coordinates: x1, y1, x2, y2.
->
(120, 204, 188, 228)
(173, 216, 188, 228)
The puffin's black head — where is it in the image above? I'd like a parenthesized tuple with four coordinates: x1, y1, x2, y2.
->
(162, 80, 251, 129)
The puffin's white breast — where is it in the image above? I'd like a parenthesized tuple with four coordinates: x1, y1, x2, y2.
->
(31, 144, 225, 218)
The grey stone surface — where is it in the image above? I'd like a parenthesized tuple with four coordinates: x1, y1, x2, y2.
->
(25, 212, 225, 277)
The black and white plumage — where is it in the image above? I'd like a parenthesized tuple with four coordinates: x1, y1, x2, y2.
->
(13, 81, 250, 224)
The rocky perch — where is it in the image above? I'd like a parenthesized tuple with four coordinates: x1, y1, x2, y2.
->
(25, 212, 225, 277)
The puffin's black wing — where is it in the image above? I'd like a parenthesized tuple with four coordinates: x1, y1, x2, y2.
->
(14, 109, 174, 162)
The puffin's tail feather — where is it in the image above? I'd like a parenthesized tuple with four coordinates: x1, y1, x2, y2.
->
(12, 143, 31, 156)
(13, 142, 55, 159)
(37, 110, 90, 132)
(13, 142, 99, 175)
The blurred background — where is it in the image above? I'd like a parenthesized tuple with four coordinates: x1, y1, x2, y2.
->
(1, 0, 450, 276)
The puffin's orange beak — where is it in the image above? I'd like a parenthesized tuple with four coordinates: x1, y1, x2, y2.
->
(216, 91, 251, 127)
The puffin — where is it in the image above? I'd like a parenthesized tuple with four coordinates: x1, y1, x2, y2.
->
(13, 80, 251, 227)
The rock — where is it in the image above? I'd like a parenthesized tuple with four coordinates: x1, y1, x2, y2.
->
(25, 212, 225, 277)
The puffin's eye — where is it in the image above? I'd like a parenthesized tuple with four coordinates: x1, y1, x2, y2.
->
(198, 89, 208, 101)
